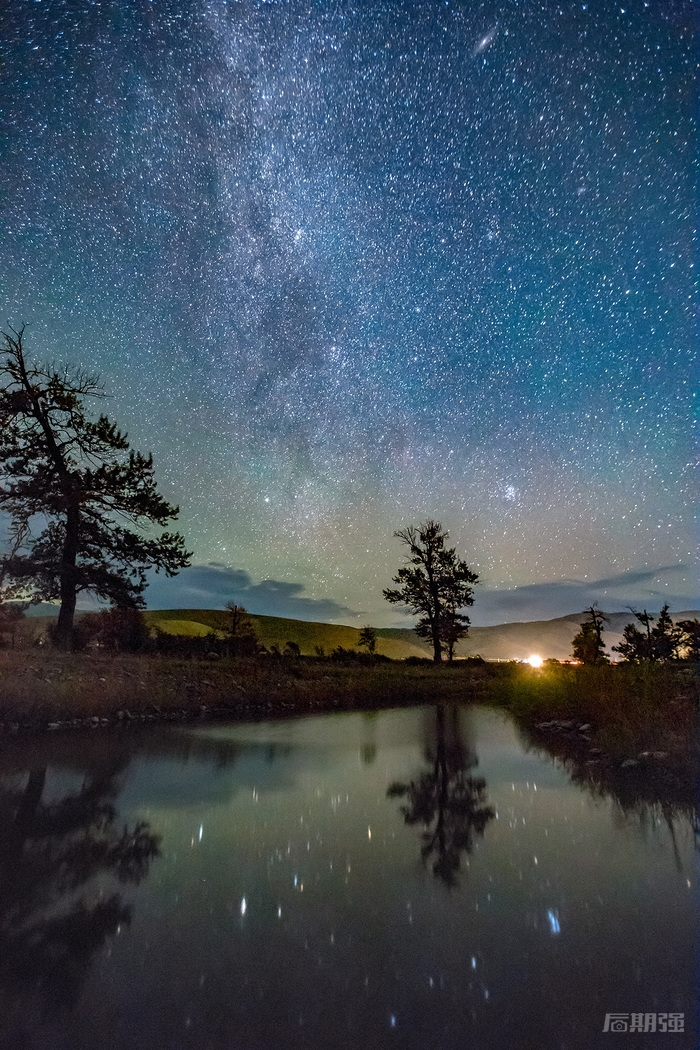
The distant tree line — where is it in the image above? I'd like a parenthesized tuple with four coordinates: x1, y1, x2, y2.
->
(571, 603, 699, 664)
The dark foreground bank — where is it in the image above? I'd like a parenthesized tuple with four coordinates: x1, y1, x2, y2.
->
(0, 651, 498, 732)
(0, 651, 697, 773)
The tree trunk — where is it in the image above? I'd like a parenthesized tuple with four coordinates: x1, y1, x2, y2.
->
(15, 767, 46, 824)
(430, 607, 442, 662)
(13, 767, 46, 848)
(434, 705, 447, 853)
(427, 575, 442, 663)
(55, 504, 79, 650)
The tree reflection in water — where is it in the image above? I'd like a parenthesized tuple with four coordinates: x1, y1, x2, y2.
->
(0, 755, 160, 1026)
(388, 704, 494, 887)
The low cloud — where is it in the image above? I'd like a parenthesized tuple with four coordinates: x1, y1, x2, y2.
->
(472, 564, 698, 626)
(145, 563, 358, 623)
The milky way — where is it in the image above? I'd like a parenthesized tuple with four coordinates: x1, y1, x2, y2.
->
(1, 0, 696, 624)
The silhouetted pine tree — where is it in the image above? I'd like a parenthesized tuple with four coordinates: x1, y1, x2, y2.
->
(0, 326, 191, 648)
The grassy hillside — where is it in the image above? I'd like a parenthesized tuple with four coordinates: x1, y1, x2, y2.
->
(144, 609, 428, 660)
(144, 609, 700, 661)
(22, 605, 700, 662)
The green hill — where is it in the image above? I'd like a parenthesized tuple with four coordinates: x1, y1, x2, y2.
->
(145, 608, 700, 662)
(21, 604, 700, 661)
(143, 609, 428, 659)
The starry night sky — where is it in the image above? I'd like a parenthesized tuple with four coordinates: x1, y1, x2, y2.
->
(1, 0, 696, 625)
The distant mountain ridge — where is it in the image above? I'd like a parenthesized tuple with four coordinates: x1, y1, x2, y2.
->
(21, 605, 700, 661)
(381, 611, 700, 661)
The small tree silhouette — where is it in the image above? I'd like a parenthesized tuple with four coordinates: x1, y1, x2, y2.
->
(358, 626, 377, 655)
(613, 605, 681, 663)
(571, 604, 609, 664)
(224, 602, 259, 656)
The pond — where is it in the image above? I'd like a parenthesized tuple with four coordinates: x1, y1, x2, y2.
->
(0, 705, 695, 1050)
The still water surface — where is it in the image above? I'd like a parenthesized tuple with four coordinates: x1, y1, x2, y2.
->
(0, 705, 695, 1050)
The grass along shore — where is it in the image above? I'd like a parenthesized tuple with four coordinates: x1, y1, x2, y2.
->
(489, 659, 698, 764)
(0, 649, 497, 730)
(0, 650, 696, 772)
